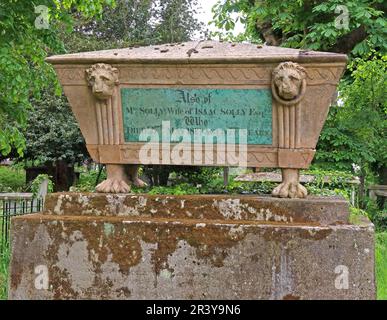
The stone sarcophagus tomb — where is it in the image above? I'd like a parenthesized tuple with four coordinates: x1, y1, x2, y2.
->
(46, 41, 347, 198)
(8, 42, 376, 300)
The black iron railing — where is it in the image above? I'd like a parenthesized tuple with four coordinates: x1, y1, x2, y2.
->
(0, 197, 43, 253)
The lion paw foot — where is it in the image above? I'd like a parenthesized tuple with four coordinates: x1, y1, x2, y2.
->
(272, 182, 307, 199)
(132, 178, 147, 188)
(96, 179, 131, 193)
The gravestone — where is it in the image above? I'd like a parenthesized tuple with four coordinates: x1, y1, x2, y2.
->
(8, 41, 376, 299)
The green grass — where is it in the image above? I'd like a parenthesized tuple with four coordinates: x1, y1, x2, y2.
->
(0, 166, 26, 192)
(0, 246, 10, 300)
(376, 232, 387, 300)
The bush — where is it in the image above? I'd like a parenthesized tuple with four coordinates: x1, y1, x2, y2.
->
(316, 54, 386, 174)
(30, 174, 54, 197)
(0, 166, 26, 192)
(71, 167, 106, 192)
(365, 200, 387, 232)
(145, 183, 200, 196)
(70, 167, 362, 197)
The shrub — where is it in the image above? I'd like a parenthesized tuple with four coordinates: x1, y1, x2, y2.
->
(71, 168, 106, 192)
(0, 166, 26, 192)
(365, 200, 387, 232)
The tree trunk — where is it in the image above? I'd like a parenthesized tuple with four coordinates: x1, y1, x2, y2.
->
(54, 160, 75, 192)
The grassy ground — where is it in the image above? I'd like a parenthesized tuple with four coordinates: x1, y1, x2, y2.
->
(0, 166, 26, 192)
(0, 246, 9, 300)
(376, 232, 387, 300)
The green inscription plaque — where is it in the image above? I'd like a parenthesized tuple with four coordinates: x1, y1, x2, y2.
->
(121, 88, 272, 145)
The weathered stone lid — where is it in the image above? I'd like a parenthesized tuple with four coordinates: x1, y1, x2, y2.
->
(46, 40, 347, 65)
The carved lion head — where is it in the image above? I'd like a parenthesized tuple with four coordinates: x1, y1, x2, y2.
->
(86, 63, 119, 100)
(272, 62, 306, 101)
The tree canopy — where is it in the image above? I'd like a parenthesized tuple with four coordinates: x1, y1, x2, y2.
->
(63, 0, 205, 52)
(0, 0, 115, 157)
(22, 91, 88, 166)
(316, 54, 386, 176)
(211, 0, 386, 56)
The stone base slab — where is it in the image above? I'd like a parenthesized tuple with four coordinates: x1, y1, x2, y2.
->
(43, 193, 350, 225)
(8, 194, 375, 300)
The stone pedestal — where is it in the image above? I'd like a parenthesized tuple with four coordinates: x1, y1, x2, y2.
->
(8, 193, 375, 300)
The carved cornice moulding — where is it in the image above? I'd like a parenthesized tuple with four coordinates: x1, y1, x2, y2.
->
(54, 63, 345, 86)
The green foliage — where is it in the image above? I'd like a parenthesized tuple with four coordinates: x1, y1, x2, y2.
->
(176, 167, 223, 185)
(22, 91, 88, 165)
(146, 183, 200, 195)
(364, 199, 387, 232)
(339, 54, 386, 167)
(0, 166, 26, 192)
(63, 0, 205, 53)
(349, 205, 370, 225)
(31, 174, 54, 197)
(0, 0, 115, 157)
(153, 0, 206, 43)
(306, 168, 356, 186)
(316, 54, 386, 173)
(304, 168, 357, 199)
(65, 0, 154, 49)
(349, 206, 369, 217)
(306, 185, 350, 198)
(315, 119, 374, 171)
(74, 167, 360, 199)
(72, 167, 106, 192)
(0, 246, 10, 300)
(376, 232, 387, 300)
(131, 179, 277, 196)
(211, 0, 386, 56)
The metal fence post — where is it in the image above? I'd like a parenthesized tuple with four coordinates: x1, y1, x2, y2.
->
(0, 195, 44, 254)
